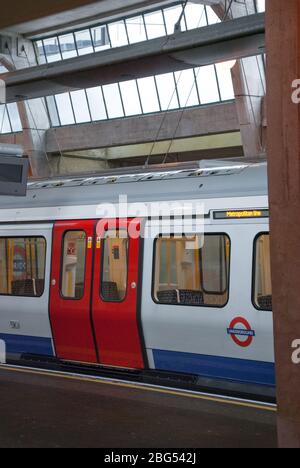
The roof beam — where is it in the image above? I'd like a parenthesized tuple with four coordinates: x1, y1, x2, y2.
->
(0, 0, 176, 35)
(22, 1, 220, 39)
(1, 1, 221, 38)
(2, 13, 265, 103)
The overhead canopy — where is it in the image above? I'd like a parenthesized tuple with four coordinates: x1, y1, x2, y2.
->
(2, 13, 265, 103)
(0, 0, 220, 37)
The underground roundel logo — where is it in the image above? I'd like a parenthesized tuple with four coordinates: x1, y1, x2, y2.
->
(227, 317, 255, 348)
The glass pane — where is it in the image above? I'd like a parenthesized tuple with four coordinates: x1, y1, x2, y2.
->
(144, 11, 166, 39)
(102, 83, 124, 119)
(175, 69, 199, 108)
(155, 73, 179, 110)
(91, 25, 110, 51)
(46, 96, 60, 127)
(206, 7, 221, 25)
(101, 230, 128, 302)
(184, 4, 207, 30)
(163, 5, 186, 35)
(70, 90, 91, 123)
(86, 87, 107, 121)
(137, 76, 160, 113)
(126, 16, 147, 44)
(108, 21, 128, 48)
(195, 65, 220, 104)
(7, 103, 22, 132)
(0, 106, 12, 133)
(58, 33, 77, 59)
(43, 37, 62, 63)
(202, 236, 228, 293)
(25, 99, 42, 130)
(215, 63, 235, 100)
(254, 234, 272, 310)
(154, 234, 230, 307)
(240, 57, 261, 97)
(119, 80, 142, 116)
(0, 237, 46, 297)
(75, 30, 94, 55)
(256, 0, 265, 12)
(35, 41, 46, 64)
(55, 93, 75, 125)
(61, 231, 86, 299)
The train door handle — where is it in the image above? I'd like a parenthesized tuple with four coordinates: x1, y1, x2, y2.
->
(131, 282, 137, 290)
(51, 279, 57, 287)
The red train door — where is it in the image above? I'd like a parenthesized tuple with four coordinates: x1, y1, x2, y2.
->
(92, 218, 145, 369)
(50, 220, 98, 363)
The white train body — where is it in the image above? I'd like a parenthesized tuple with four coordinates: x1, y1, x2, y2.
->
(0, 161, 274, 387)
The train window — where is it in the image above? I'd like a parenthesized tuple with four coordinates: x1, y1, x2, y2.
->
(100, 230, 128, 302)
(253, 234, 272, 311)
(61, 231, 86, 299)
(0, 237, 46, 297)
(153, 234, 230, 307)
(201, 235, 229, 294)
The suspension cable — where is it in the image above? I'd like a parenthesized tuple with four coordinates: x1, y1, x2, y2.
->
(145, 3, 206, 167)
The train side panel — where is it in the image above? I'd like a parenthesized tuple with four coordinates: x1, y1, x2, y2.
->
(0, 224, 55, 359)
(141, 218, 275, 386)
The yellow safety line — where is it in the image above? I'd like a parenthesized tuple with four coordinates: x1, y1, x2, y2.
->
(0, 365, 277, 413)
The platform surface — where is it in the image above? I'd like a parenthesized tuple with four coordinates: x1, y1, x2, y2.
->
(0, 366, 277, 448)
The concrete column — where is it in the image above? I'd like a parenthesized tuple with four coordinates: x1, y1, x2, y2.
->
(266, 0, 300, 448)
(0, 35, 51, 177)
(212, 0, 266, 158)
(231, 55, 265, 158)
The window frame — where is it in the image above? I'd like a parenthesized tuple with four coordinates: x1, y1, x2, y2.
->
(0, 236, 47, 298)
(151, 232, 231, 309)
(99, 229, 130, 304)
(252, 231, 272, 312)
(60, 230, 87, 301)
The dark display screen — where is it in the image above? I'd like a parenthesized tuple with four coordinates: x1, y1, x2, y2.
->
(0, 163, 23, 183)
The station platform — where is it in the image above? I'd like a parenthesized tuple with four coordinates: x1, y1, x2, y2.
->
(0, 365, 277, 448)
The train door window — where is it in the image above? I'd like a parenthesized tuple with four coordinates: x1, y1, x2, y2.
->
(61, 231, 86, 299)
(201, 235, 229, 294)
(153, 234, 230, 307)
(100, 230, 128, 302)
(0, 237, 46, 297)
(253, 234, 272, 311)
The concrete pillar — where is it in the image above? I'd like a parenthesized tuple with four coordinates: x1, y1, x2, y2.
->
(266, 0, 300, 448)
(0, 35, 51, 177)
(231, 55, 265, 158)
(212, 0, 266, 158)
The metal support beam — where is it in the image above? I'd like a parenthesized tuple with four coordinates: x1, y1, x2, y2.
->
(266, 0, 300, 448)
(2, 13, 265, 103)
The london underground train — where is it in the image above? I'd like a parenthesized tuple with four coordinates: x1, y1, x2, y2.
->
(0, 160, 274, 390)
